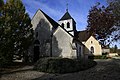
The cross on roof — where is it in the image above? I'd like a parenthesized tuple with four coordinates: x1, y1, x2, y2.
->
(66, 2, 68, 12)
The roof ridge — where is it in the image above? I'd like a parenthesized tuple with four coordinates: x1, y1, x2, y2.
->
(40, 9, 59, 29)
(59, 11, 73, 21)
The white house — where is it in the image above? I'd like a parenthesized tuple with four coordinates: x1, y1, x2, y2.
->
(77, 30, 102, 58)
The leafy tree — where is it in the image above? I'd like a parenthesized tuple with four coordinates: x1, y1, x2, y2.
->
(107, 0, 120, 41)
(0, 0, 5, 65)
(114, 45, 118, 53)
(0, 0, 4, 8)
(0, 0, 33, 66)
(87, 2, 115, 45)
(110, 45, 118, 53)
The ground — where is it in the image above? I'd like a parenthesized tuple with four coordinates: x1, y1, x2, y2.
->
(0, 59, 120, 80)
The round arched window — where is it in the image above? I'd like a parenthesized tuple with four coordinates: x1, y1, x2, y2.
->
(91, 46, 94, 54)
(61, 23, 64, 28)
(67, 22, 70, 28)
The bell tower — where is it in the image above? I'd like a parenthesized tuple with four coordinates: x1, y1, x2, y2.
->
(58, 4, 76, 36)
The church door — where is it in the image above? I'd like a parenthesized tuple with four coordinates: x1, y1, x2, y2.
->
(34, 46, 40, 62)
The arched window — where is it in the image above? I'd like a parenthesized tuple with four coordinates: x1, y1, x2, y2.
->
(91, 46, 94, 54)
(61, 23, 64, 28)
(67, 22, 70, 28)
(91, 41, 93, 44)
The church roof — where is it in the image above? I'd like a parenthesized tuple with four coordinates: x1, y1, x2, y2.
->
(59, 11, 73, 21)
(40, 9, 59, 29)
(39, 9, 75, 38)
(76, 30, 91, 42)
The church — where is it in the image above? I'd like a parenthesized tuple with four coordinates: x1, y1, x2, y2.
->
(30, 8, 102, 62)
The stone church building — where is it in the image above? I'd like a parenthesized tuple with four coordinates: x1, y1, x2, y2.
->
(30, 9, 102, 62)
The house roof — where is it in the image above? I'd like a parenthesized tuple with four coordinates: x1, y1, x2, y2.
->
(73, 38, 85, 46)
(40, 9, 59, 29)
(59, 11, 73, 21)
(76, 30, 91, 42)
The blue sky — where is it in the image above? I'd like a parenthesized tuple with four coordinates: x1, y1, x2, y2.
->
(22, 0, 120, 48)
(4, 0, 120, 48)
(22, 0, 107, 31)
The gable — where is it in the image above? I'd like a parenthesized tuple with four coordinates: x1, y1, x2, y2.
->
(85, 36, 101, 46)
(84, 36, 102, 55)
(31, 9, 58, 30)
(53, 26, 73, 39)
(40, 10, 59, 29)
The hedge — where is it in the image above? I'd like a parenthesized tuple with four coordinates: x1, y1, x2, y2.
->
(33, 57, 96, 74)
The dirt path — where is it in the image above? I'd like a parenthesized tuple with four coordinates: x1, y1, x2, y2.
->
(0, 59, 120, 80)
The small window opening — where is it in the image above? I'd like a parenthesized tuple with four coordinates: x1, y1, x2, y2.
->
(61, 23, 64, 28)
(67, 22, 70, 28)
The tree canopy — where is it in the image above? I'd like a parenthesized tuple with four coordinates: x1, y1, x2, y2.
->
(0, 0, 33, 66)
(107, 0, 120, 41)
(87, 3, 115, 45)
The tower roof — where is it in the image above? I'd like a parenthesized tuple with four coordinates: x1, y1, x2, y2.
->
(59, 11, 73, 21)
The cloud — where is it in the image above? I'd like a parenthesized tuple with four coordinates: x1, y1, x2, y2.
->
(22, 0, 89, 30)
(22, 0, 107, 31)
(22, 0, 62, 20)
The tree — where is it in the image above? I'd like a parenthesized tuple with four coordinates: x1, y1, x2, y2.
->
(0, 0, 33, 66)
(87, 2, 115, 46)
(0, 0, 4, 8)
(107, 0, 120, 41)
(110, 45, 118, 53)
(114, 45, 118, 53)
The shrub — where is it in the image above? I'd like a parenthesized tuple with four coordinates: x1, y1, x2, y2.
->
(0, 57, 13, 68)
(93, 55, 108, 59)
(33, 57, 97, 73)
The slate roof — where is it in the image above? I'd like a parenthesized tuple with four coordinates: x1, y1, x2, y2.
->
(59, 11, 74, 21)
(40, 9, 59, 29)
(38, 9, 74, 37)
(76, 30, 91, 42)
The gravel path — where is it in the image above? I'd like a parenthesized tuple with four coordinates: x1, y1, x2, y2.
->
(0, 66, 54, 80)
(1, 59, 120, 80)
